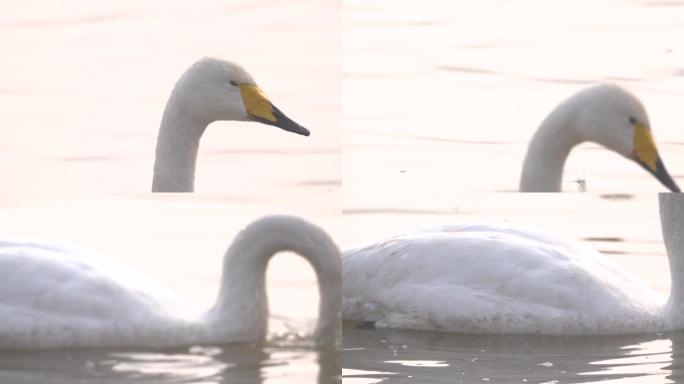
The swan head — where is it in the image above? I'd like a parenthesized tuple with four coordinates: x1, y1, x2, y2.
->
(172, 57, 310, 136)
(571, 84, 679, 192)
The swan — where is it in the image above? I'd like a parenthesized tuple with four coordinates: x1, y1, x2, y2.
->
(0, 216, 341, 350)
(520, 84, 680, 192)
(152, 58, 310, 192)
(342, 194, 684, 335)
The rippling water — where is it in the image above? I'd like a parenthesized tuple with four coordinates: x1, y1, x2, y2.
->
(0, 346, 338, 384)
(343, 327, 684, 383)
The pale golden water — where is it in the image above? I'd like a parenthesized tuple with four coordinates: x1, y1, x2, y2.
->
(0, 195, 340, 383)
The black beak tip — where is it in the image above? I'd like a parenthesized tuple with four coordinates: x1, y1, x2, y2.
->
(268, 105, 310, 137)
(668, 181, 681, 193)
(279, 122, 309, 136)
(635, 155, 681, 192)
(249, 115, 310, 137)
(655, 159, 681, 193)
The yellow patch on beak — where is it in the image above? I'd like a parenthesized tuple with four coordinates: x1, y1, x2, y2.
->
(238, 84, 276, 123)
(633, 123, 658, 172)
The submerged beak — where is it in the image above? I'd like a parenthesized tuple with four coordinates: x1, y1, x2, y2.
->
(631, 123, 680, 192)
(238, 84, 310, 136)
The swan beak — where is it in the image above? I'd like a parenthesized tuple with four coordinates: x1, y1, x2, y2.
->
(632, 124, 680, 192)
(239, 84, 310, 136)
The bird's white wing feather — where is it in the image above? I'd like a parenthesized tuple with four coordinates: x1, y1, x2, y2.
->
(0, 239, 198, 349)
(342, 223, 664, 334)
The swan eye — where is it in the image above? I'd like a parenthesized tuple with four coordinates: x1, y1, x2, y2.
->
(229, 80, 238, 87)
(628, 116, 637, 125)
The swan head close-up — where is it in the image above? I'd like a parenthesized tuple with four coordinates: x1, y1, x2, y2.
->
(152, 57, 311, 192)
(168, 57, 309, 136)
(520, 84, 680, 192)
(572, 84, 678, 191)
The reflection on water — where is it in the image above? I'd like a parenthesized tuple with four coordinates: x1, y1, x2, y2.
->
(0, 344, 339, 384)
(343, 325, 684, 383)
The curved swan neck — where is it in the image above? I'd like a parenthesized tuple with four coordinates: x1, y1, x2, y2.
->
(519, 103, 583, 192)
(660, 194, 684, 313)
(152, 93, 209, 192)
(210, 216, 341, 348)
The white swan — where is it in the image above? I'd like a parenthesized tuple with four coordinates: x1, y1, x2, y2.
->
(342, 194, 684, 335)
(520, 84, 680, 192)
(152, 58, 310, 192)
(0, 216, 341, 350)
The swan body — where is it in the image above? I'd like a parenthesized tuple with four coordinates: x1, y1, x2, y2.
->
(520, 84, 679, 192)
(0, 216, 341, 350)
(152, 58, 310, 192)
(343, 194, 684, 335)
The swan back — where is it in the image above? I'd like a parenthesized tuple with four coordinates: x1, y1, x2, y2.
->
(211, 216, 341, 348)
(343, 223, 663, 334)
(0, 239, 198, 349)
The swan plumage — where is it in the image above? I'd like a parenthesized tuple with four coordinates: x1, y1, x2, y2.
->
(152, 58, 310, 192)
(520, 84, 679, 192)
(0, 216, 341, 350)
(343, 195, 684, 335)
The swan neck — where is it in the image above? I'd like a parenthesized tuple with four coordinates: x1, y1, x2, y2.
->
(210, 217, 341, 347)
(660, 194, 684, 315)
(519, 108, 582, 192)
(152, 95, 208, 192)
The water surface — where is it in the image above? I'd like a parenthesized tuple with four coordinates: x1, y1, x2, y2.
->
(344, 326, 684, 383)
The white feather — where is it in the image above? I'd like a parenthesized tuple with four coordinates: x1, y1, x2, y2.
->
(343, 196, 684, 335)
(0, 216, 341, 350)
